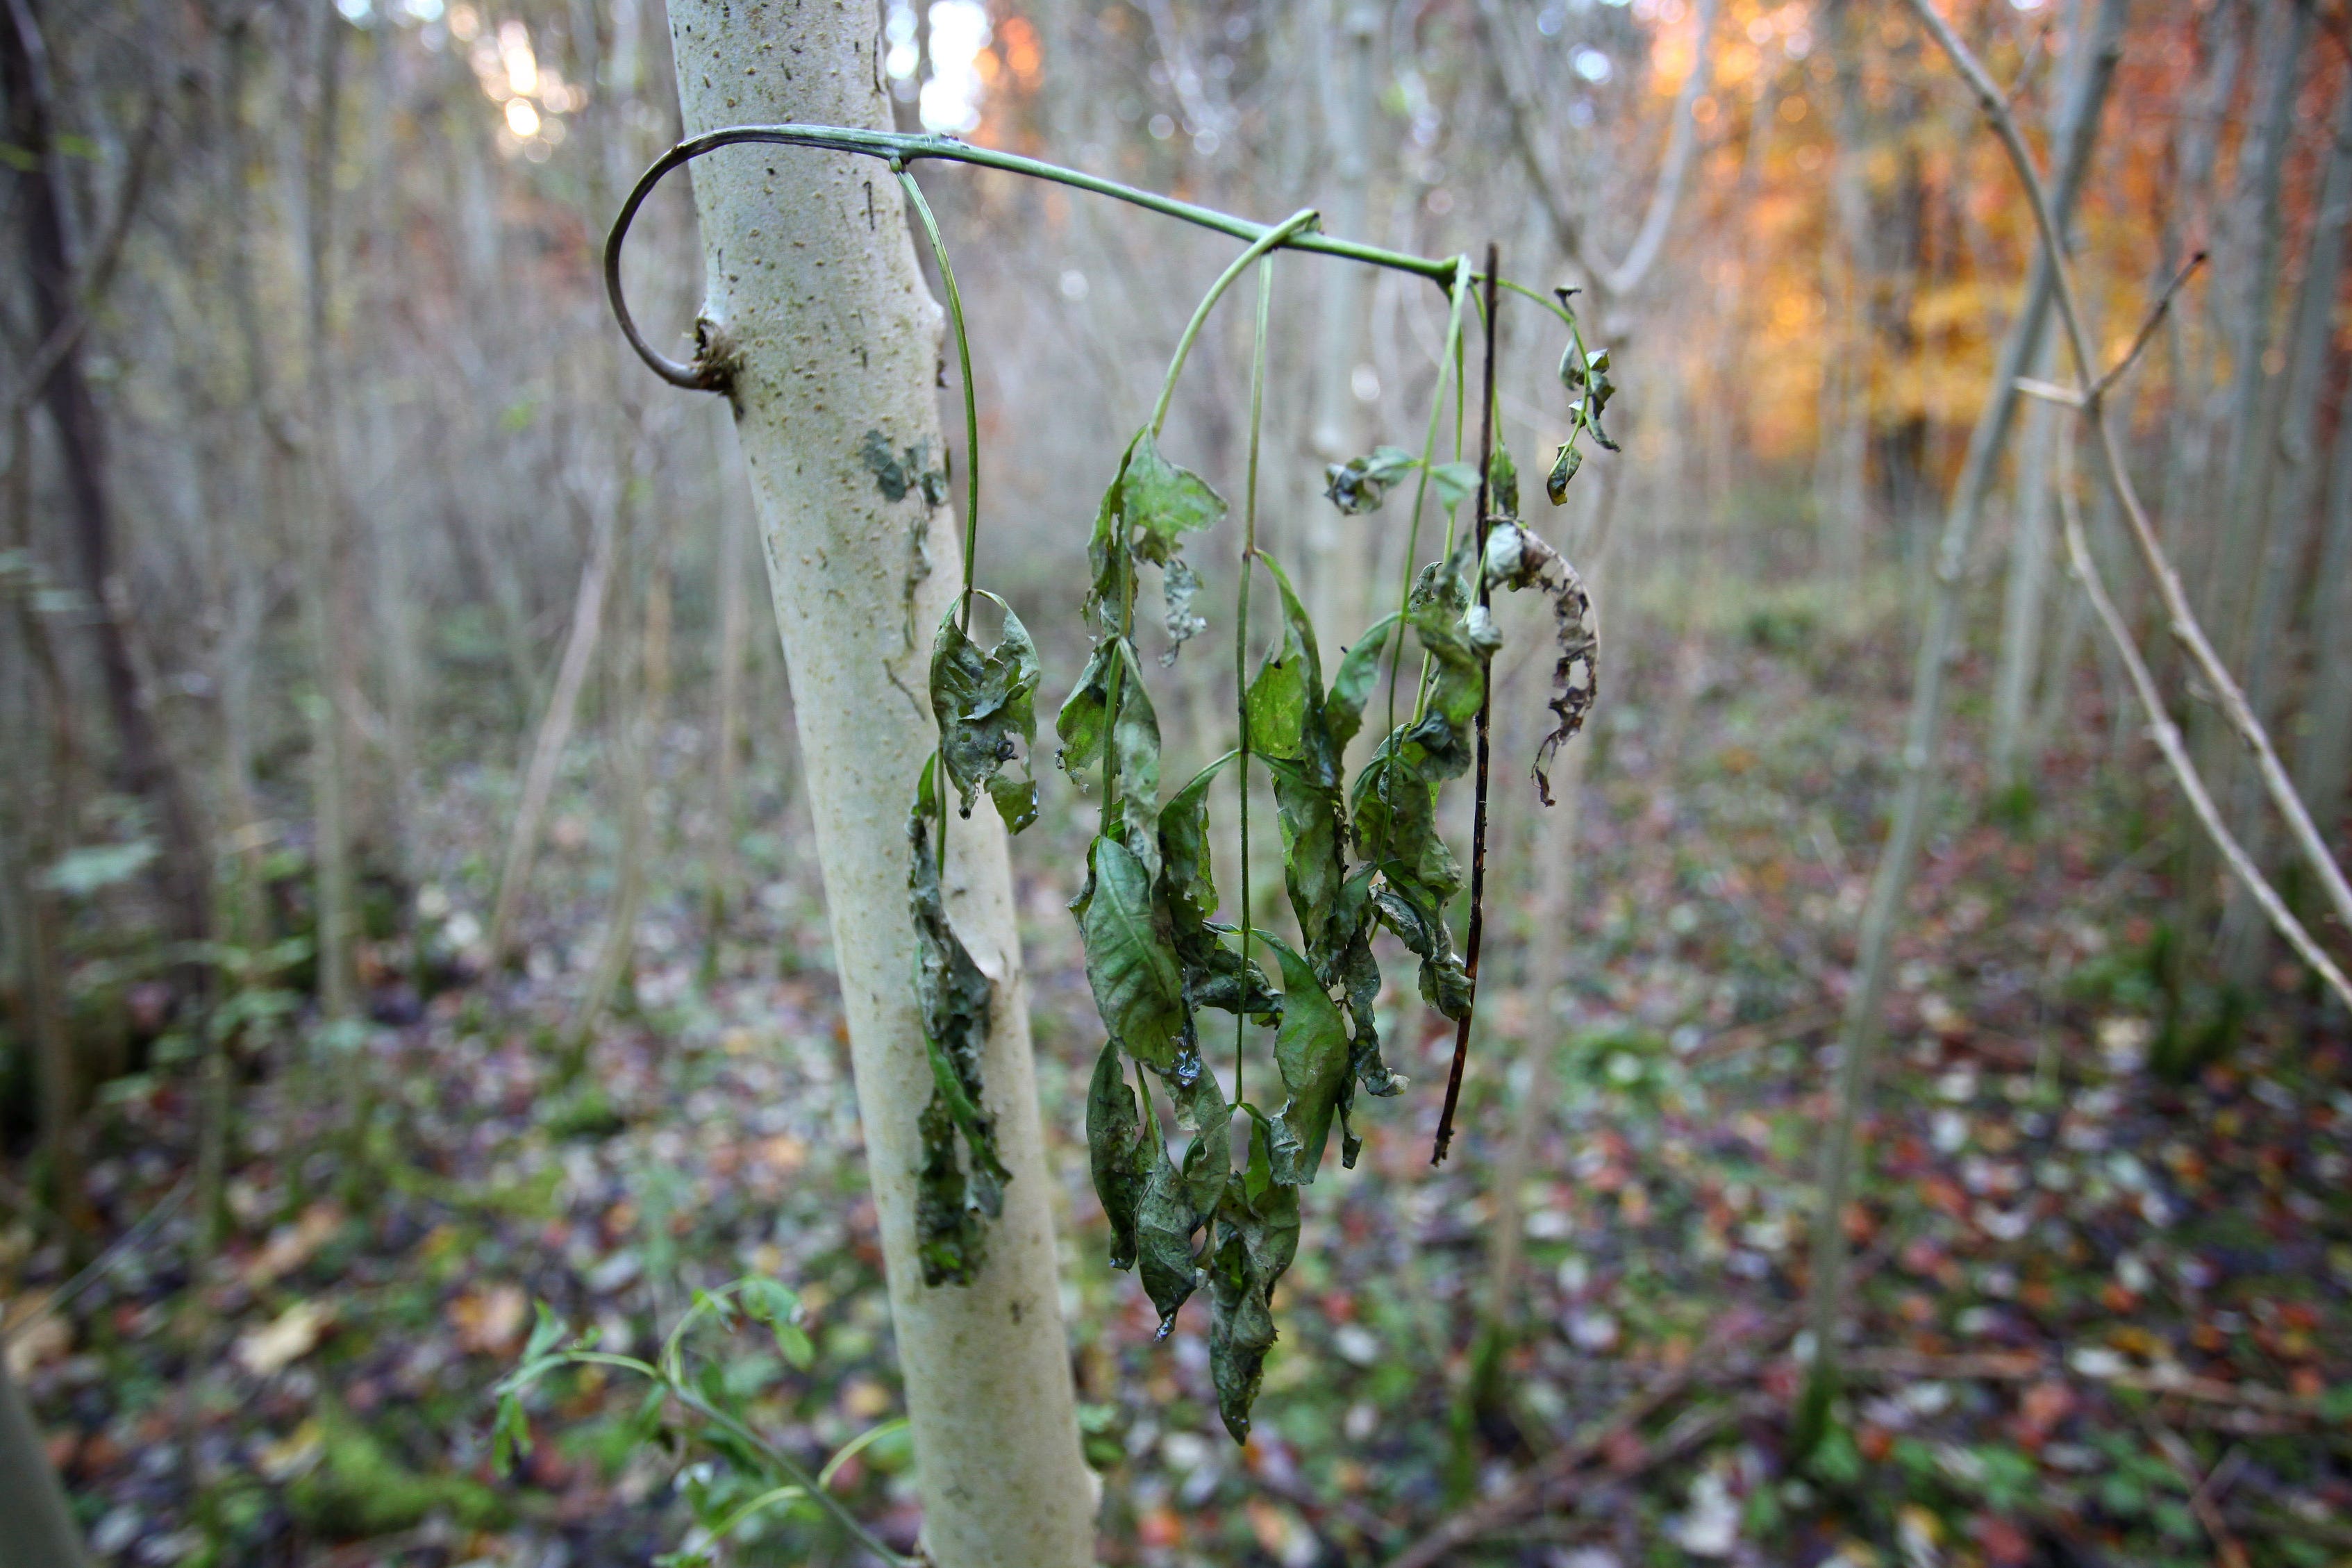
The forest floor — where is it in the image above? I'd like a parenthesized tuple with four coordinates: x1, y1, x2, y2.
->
(8, 595, 2352, 1568)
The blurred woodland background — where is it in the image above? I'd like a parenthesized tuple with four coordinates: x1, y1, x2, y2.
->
(6, 0, 2352, 1562)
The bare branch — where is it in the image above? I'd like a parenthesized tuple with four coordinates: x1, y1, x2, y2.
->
(2015, 376, 2084, 408)
(2056, 442, 2352, 1011)
(2091, 249, 2206, 401)
(1904, 0, 2352, 974)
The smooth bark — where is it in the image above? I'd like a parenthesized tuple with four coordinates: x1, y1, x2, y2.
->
(1306, 3, 1380, 642)
(1989, 338, 2062, 790)
(0, 1351, 89, 1568)
(298, 0, 356, 1017)
(662, 4, 1095, 1563)
(709, 406, 751, 924)
(2291, 407, 2352, 844)
(2217, 78, 2352, 981)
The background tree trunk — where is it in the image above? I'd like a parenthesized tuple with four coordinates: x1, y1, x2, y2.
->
(0, 1351, 88, 1568)
(2, 0, 209, 950)
(2216, 77, 2352, 983)
(299, 0, 356, 1018)
(662, 4, 1096, 1565)
(1306, 1, 1379, 641)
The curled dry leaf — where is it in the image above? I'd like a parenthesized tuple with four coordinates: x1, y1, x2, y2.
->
(1484, 520, 1598, 806)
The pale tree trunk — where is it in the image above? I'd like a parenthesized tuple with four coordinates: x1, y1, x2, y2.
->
(486, 487, 616, 967)
(708, 405, 751, 925)
(2185, 0, 2308, 962)
(359, 32, 419, 887)
(562, 0, 658, 1054)
(0, 1351, 87, 1568)
(2217, 78, 2352, 983)
(1799, 0, 2124, 1436)
(663, 5, 1094, 1565)
(1306, 1, 1379, 642)
(1989, 336, 2062, 791)
(300, 0, 356, 1018)
(205, 20, 282, 1253)
(2292, 410, 2352, 844)
(1985, 7, 2080, 792)
(1818, 0, 1876, 591)
(2208, 0, 2312, 667)
(567, 500, 666, 1055)
(2153, 0, 2244, 598)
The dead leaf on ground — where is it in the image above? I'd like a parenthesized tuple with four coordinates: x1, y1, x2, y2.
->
(244, 1201, 345, 1287)
(235, 1299, 333, 1376)
(451, 1282, 528, 1355)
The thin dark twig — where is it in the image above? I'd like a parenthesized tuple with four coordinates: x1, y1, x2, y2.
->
(2090, 249, 2206, 401)
(1431, 242, 1501, 1168)
(2, 84, 167, 427)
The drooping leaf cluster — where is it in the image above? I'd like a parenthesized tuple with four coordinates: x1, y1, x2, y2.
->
(908, 278, 1607, 1446)
(1545, 289, 1620, 506)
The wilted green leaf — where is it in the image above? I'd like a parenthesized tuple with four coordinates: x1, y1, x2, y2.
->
(492, 1390, 532, 1474)
(1245, 657, 1308, 761)
(1427, 461, 1480, 511)
(915, 1090, 987, 1287)
(1121, 431, 1226, 565)
(1087, 1041, 1150, 1271)
(1132, 1074, 1219, 1334)
(1156, 756, 1280, 1023)
(1546, 439, 1583, 505)
(1077, 837, 1192, 1074)
(1487, 441, 1519, 519)
(1262, 935, 1351, 1185)
(929, 590, 1040, 828)
(1324, 613, 1398, 758)
(1056, 637, 1162, 865)
(1207, 1108, 1300, 1442)
(1321, 445, 1418, 515)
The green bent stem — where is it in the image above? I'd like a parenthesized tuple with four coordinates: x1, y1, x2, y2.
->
(606, 127, 1460, 390)
(1234, 253, 1276, 1106)
(894, 167, 982, 633)
(895, 169, 978, 875)
(1105, 210, 1317, 836)
(671, 1385, 916, 1567)
(1149, 209, 1320, 439)
(1385, 256, 1474, 740)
